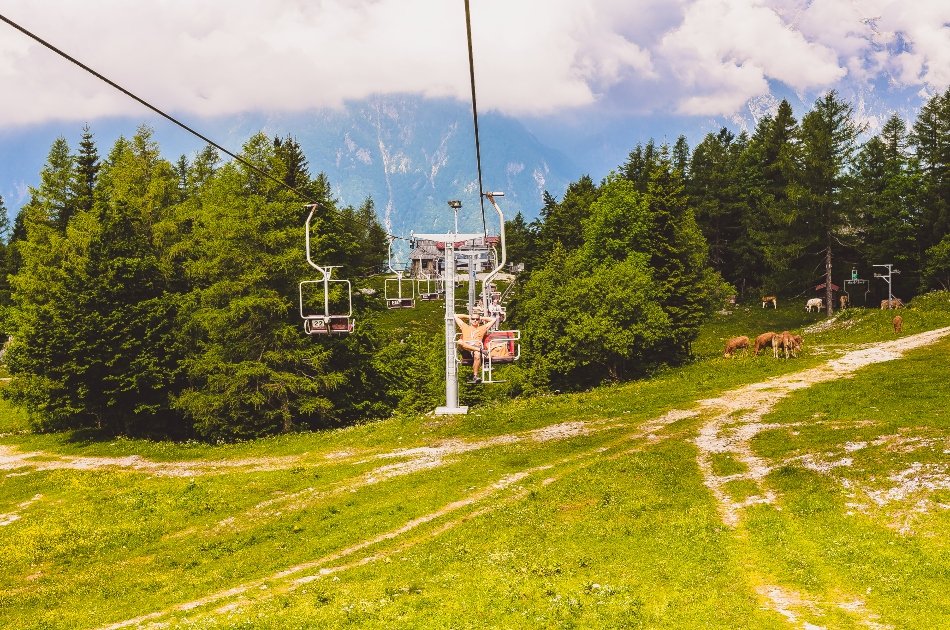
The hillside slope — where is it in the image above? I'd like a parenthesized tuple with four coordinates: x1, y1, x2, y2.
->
(2, 302, 950, 628)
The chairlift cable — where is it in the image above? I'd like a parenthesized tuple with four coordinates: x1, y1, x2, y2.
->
(0, 11, 412, 243)
(463, 0, 488, 239)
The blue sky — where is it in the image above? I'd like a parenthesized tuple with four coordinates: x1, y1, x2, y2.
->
(1, 0, 948, 208)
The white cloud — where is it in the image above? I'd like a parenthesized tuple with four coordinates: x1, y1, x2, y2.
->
(659, 0, 845, 115)
(0, 0, 946, 126)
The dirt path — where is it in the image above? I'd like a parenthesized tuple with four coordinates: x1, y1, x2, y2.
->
(694, 326, 950, 528)
(0, 447, 305, 477)
(0, 421, 601, 481)
(0, 493, 43, 527)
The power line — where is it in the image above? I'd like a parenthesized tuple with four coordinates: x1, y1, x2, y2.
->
(0, 11, 412, 242)
(463, 0, 488, 238)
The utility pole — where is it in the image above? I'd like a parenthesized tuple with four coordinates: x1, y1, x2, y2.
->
(873, 264, 900, 308)
(824, 244, 833, 317)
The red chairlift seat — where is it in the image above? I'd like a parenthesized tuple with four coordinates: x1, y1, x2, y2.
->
(456, 330, 519, 365)
(484, 330, 518, 364)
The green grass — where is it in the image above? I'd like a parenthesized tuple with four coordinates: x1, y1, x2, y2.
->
(2, 292, 950, 628)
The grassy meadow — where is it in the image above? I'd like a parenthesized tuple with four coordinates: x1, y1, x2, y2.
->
(1, 292, 950, 628)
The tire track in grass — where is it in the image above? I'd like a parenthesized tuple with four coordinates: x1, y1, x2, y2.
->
(0, 448, 304, 477)
(97, 411, 702, 629)
(0, 493, 43, 526)
(97, 470, 543, 630)
(169, 420, 616, 541)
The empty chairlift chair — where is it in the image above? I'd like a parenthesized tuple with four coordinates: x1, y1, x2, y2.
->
(385, 238, 416, 308)
(417, 273, 444, 301)
(299, 204, 355, 335)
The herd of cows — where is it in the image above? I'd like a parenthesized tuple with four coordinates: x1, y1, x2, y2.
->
(723, 331, 802, 359)
(722, 295, 907, 359)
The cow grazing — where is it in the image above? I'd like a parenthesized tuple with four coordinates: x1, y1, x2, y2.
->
(789, 334, 803, 357)
(893, 315, 903, 333)
(880, 298, 904, 309)
(753, 332, 776, 356)
(761, 295, 777, 309)
(806, 298, 823, 312)
(772, 331, 797, 359)
(772, 330, 802, 359)
(724, 336, 750, 358)
(839, 295, 849, 309)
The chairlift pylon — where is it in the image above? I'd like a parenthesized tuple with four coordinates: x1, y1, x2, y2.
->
(299, 204, 355, 335)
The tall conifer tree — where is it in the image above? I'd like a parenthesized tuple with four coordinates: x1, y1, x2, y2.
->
(798, 91, 863, 315)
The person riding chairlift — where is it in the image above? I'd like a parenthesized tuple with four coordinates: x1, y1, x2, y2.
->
(454, 312, 497, 384)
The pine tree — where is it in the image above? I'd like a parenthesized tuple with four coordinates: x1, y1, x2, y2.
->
(0, 194, 10, 331)
(535, 175, 599, 255)
(28, 137, 75, 231)
(274, 135, 310, 192)
(745, 99, 803, 293)
(623, 139, 659, 192)
(645, 148, 731, 360)
(5, 130, 185, 435)
(798, 91, 864, 315)
(688, 128, 761, 291)
(909, 88, 950, 253)
(171, 135, 342, 439)
(71, 124, 100, 216)
(188, 146, 220, 194)
(504, 212, 534, 269)
(672, 135, 690, 176)
(853, 114, 918, 295)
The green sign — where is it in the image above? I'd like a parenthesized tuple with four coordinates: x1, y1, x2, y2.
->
(851, 268, 858, 281)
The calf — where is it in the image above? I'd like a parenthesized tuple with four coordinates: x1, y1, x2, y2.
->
(789, 334, 803, 357)
(893, 315, 903, 333)
(805, 298, 823, 312)
(839, 295, 849, 309)
(880, 298, 904, 309)
(772, 331, 797, 359)
(723, 336, 750, 358)
(761, 295, 777, 309)
(753, 332, 776, 356)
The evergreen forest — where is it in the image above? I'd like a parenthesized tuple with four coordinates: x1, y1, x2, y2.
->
(1, 88, 948, 440)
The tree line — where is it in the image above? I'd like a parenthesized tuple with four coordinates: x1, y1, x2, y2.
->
(507, 88, 950, 335)
(1, 88, 948, 438)
(0, 126, 420, 440)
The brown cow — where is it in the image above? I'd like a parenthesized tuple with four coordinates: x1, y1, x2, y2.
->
(724, 336, 750, 358)
(772, 330, 796, 359)
(880, 298, 904, 309)
(893, 315, 903, 333)
(789, 334, 803, 357)
(839, 295, 849, 309)
(761, 295, 777, 309)
(753, 332, 776, 356)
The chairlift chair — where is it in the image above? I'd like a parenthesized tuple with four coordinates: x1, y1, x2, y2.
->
(417, 274, 444, 301)
(454, 192, 522, 384)
(299, 274, 354, 335)
(386, 238, 416, 308)
(299, 204, 355, 335)
(455, 328, 520, 384)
